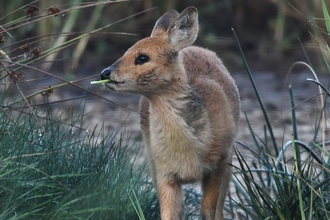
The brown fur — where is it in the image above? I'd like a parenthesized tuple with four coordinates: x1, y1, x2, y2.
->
(101, 6, 240, 220)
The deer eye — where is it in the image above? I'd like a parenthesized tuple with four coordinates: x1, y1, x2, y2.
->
(135, 54, 149, 65)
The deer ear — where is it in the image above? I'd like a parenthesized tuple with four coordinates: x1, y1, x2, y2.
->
(151, 7, 198, 51)
(168, 7, 198, 51)
(151, 10, 179, 38)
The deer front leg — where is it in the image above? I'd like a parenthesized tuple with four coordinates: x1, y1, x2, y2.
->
(157, 178, 184, 220)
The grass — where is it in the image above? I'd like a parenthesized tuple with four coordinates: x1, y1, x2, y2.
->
(227, 16, 330, 219)
(0, 95, 159, 219)
(1, 1, 330, 220)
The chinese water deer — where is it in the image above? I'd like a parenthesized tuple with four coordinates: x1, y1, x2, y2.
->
(100, 6, 240, 220)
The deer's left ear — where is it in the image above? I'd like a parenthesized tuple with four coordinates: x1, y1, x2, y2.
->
(151, 6, 199, 52)
(168, 7, 198, 51)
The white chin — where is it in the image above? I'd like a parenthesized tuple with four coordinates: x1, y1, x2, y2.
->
(104, 83, 118, 90)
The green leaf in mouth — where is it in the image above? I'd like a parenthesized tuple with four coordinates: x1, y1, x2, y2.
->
(90, 79, 111, 84)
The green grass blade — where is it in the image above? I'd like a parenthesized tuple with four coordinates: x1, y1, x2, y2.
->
(232, 28, 279, 156)
(292, 137, 306, 220)
(289, 85, 300, 171)
(128, 187, 146, 220)
(322, 0, 330, 35)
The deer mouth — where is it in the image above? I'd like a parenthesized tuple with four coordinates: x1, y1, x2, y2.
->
(108, 79, 124, 84)
(103, 79, 125, 90)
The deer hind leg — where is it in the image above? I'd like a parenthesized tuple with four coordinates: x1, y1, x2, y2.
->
(200, 157, 232, 220)
(157, 178, 184, 220)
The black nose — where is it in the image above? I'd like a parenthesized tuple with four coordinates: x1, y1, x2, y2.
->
(101, 67, 111, 80)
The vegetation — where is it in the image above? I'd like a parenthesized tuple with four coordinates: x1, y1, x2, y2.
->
(0, 103, 157, 219)
(227, 1, 330, 218)
(229, 29, 330, 219)
(0, 0, 329, 219)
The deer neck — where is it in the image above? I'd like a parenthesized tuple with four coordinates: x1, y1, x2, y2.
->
(147, 79, 210, 146)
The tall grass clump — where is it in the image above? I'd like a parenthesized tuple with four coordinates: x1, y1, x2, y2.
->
(226, 5, 330, 219)
(0, 97, 158, 219)
(228, 55, 330, 219)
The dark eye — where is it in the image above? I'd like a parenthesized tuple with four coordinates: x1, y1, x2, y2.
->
(135, 54, 149, 65)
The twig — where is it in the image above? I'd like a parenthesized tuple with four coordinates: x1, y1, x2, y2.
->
(0, 60, 43, 128)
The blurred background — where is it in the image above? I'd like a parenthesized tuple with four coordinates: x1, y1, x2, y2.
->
(1, 0, 329, 143)
(1, 0, 329, 73)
